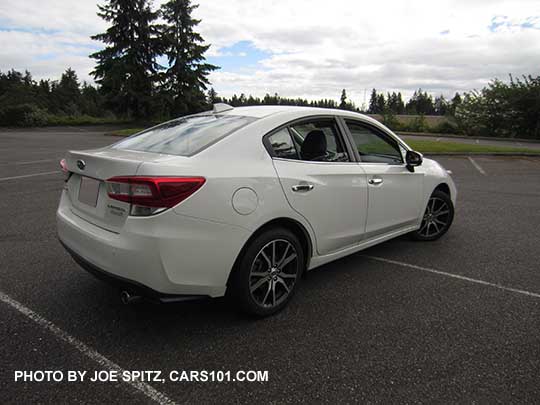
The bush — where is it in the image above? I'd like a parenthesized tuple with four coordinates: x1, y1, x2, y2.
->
(455, 76, 540, 139)
(405, 115, 428, 132)
(381, 111, 404, 131)
(0, 103, 48, 127)
(432, 120, 459, 134)
(43, 114, 128, 126)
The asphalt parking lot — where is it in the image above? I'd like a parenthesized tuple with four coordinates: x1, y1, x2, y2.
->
(1, 127, 539, 404)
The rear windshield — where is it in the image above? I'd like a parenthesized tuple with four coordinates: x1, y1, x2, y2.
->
(113, 114, 256, 156)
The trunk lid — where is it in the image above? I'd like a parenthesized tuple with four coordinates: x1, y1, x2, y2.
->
(64, 148, 164, 232)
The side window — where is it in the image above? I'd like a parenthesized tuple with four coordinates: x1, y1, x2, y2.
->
(346, 121, 403, 164)
(289, 120, 349, 162)
(267, 128, 299, 160)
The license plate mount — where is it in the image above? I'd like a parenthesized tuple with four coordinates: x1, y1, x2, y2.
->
(78, 177, 100, 207)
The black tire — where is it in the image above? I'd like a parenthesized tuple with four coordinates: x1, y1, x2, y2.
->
(410, 190, 454, 241)
(228, 227, 304, 317)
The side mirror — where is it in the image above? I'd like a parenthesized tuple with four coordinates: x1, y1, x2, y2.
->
(406, 150, 423, 172)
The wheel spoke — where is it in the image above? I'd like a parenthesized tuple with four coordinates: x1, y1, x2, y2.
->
(430, 198, 436, 212)
(431, 221, 440, 233)
(434, 218, 446, 226)
(280, 252, 297, 269)
(433, 202, 448, 214)
(260, 250, 272, 268)
(419, 220, 429, 235)
(280, 272, 297, 279)
(277, 244, 290, 267)
(262, 281, 272, 305)
(272, 281, 276, 306)
(250, 271, 268, 278)
(250, 277, 269, 293)
(276, 277, 290, 293)
(271, 241, 276, 266)
(435, 210, 449, 217)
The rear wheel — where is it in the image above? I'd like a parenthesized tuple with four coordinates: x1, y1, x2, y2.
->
(229, 228, 304, 317)
(411, 190, 454, 241)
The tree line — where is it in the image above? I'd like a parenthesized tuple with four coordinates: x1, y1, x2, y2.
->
(0, 0, 539, 138)
(208, 88, 358, 111)
(367, 89, 463, 116)
(0, 68, 109, 126)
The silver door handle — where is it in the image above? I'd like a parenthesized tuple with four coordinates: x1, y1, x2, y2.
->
(368, 178, 383, 185)
(292, 184, 314, 192)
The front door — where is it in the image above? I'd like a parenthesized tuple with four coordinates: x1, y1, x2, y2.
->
(343, 119, 424, 236)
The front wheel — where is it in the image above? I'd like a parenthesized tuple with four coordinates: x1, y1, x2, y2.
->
(411, 190, 454, 241)
(228, 228, 304, 317)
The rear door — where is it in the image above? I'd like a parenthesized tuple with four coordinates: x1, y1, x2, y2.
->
(343, 119, 424, 236)
(267, 117, 368, 255)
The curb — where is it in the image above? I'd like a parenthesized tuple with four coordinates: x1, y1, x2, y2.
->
(397, 131, 540, 144)
(423, 152, 540, 157)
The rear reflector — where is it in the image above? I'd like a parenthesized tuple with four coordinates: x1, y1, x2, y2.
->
(106, 177, 206, 212)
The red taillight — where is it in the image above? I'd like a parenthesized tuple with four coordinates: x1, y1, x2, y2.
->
(105, 176, 206, 211)
(60, 158, 68, 173)
(60, 158, 70, 181)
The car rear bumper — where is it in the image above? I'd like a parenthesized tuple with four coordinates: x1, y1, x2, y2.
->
(57, 190, 251, 298)
(59, 239, 205, 303)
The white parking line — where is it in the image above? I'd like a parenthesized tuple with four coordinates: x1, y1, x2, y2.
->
(0, 291, 176, 405)
(0, 159, 57, 167)
(0, 171, 60, 182)
(16, 159, 57, 165)
(363, 256, 540, 299)
(467, 157, 486, 175)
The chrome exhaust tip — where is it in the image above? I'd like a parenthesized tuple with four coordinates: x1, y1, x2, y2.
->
(120, 290, 141, 305)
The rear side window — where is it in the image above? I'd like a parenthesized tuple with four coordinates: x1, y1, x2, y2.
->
(267, 128, 299, 159)
(289, 119, 349, 162)
(113, 114, 255, 156)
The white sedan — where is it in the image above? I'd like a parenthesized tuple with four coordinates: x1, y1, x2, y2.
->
(57, 104, 456, 316)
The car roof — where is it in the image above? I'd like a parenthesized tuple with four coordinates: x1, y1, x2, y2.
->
(223, 105, 364, 119)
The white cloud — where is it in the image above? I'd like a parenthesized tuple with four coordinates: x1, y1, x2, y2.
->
(1, 0, 539, 105)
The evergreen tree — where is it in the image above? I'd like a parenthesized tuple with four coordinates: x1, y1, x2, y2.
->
(158, 0, 218, 116)
(207, 87, 218, 105)
(376, 93, 386, 113)
(387, 92, 397, 113)
(434, 95, 448, 115)
(368, 88, 377, 113)
(449, 92, 462, 116)
(396, 92, 405, 114)
(51, 68, 81, 115)
(339, 89, 348, 109)
(90, 0, 160, 119)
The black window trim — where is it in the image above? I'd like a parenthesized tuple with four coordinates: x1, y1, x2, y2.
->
(338, 117, 407, 165)
(262, 115, 357, 164)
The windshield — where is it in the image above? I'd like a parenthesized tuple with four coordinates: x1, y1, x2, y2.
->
(113, 114, 256, 156)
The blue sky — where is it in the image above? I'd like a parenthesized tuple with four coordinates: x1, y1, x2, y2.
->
(1, 0, 539, 105)
(206, 41, 272, 74)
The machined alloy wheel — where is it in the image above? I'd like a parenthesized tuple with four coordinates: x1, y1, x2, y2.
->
(411, 190, 454, 241)
(249, 239, 299, 308)
(419, 197, 450, 237)
(229, 227, 304, 316)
